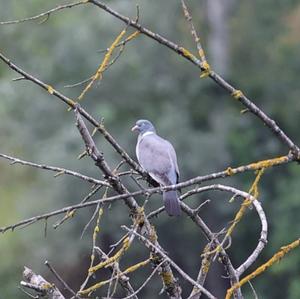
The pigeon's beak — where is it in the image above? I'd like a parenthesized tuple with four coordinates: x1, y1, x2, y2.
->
(131, 125, 139, 132)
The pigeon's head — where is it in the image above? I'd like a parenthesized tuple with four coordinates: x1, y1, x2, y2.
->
(131, 119, 156, 135)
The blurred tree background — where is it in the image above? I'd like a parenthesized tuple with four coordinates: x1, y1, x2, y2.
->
(0, 0, 300, 298)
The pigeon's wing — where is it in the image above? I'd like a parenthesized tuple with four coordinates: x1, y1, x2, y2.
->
(137, 134, 177, 186)
(165, 139, 180, 184)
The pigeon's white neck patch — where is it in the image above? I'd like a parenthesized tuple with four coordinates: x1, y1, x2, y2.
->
(141, 131, 154, 138)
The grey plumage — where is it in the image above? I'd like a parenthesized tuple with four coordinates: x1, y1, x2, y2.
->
(132, 120, 181, 216)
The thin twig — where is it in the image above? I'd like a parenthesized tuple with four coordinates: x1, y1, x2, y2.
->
(180, 0, 207, 64)
(45, 261, 78, 298)
(193, 199, 210, 215)
(0, 152, 109, 186)
(122, 226, 217, 299)
(226, 238, 300, 299)
(53, 184, 103, 229)
(119, 260, 166, 299)
(0, 50, 297, 192)
(64, 75, 93, 88)
(18, 286, 39, 299)
(188, 241, 215, 299)
(94, 246, 138, 299)
(0, 183, 266, 241)
(0, 51, 151, 180)
(0, 0, 87, 25)
(88, 0, 300, 155)
(80, 202, 101, 239)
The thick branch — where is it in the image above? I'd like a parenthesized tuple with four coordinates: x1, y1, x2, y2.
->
(74, 108, 182, 298)
(180, 201, 242, 299)
(236, 199, 268, 277)
(188, 242, 215, 299)
(0, 51, 297, 189)
(0, 51, 156, 184)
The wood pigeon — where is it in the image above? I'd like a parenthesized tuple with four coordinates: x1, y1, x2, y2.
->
(131, 119, 181, 216)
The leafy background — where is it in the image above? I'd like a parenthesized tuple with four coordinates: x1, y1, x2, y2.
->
(0, 0, 300, 298)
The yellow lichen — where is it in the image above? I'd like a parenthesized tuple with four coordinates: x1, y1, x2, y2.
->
(88, 236, 130, 274)
(92, 207, 103, 243)
(124, 30, 140, 42)
(133, 206, 145, 227)
(247, 156, 288, 170)
(231, 89, 243, 99)
(200, 245, 212, 274)
(200, 61, 211, 78)
(225, 168, 264, 237)
(41, 282, 53, 290)
(225, 238, 300, 299)
(205, 168, 265, 260)
(149, 225, 158, 243)
(67, 209, 76, 218)
(47, 85, 54, 94)
(225, 155, 289, 177)
(240, 108, 249, 114)
(161, 270, 174, 286)
(79, 258, 151, 295)
(179, 47, 195, 60)
(198, 48, 205, 61)
(91, 125, 99, 137)
(226, 167, 235, 176)
(122, 258, 151, 274)
(79, 279, 109, 295)
(78, 29, 127, 101)
(53, 170, 65, 177)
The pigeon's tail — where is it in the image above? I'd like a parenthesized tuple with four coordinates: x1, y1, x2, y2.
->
(163, 191, 181, 216)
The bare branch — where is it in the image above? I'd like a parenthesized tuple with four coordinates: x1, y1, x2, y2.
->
(53, 184, 103, 229)
(0, 181, 267, 262)
(226, 238, 300, 299)
(180, 201, 242, 299)
(88, 0, 300, 155)
(94, 246, 138, 299)
(74, 107, 182, 298)
(119, 259, 166, 299)
(0, 51, 149, 177)
(0, 3, 297, 298)
(180, 0, 207, 64)
(236, 198, 268, 277)
(0, 49, 298, 194)
(122, 226, 217, 299)
(0, 0, 87, 25)
(188, 242, 215, 299)
(0, 152, 109, 186)
(44, 261, 78, 298)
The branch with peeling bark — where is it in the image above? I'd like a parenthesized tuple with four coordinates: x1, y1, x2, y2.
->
(21, 267, 65, 299)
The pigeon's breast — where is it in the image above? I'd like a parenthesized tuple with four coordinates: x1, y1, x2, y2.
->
(136, 134, 176, 185)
